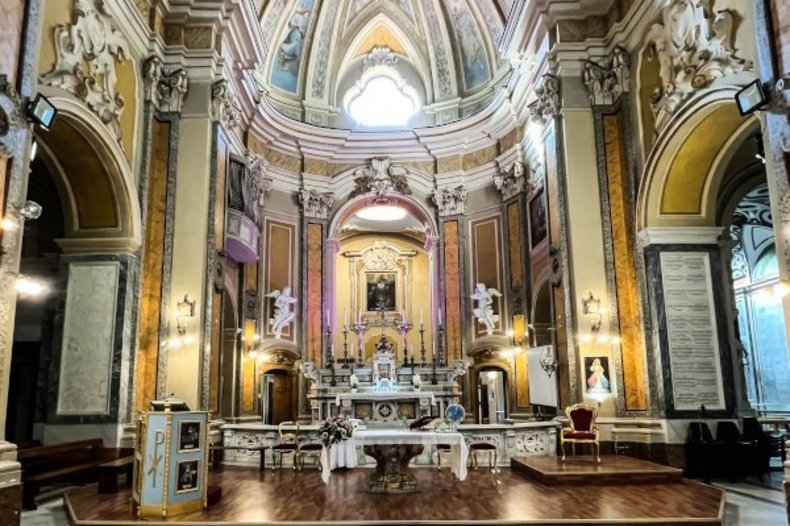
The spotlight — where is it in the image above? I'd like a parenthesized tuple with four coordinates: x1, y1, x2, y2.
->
(15, 275, 46, 296)
(26, 93, 58, 130)
(0, 218, 17, 231)
(610, 335, 622, 345)
(734, 80, 768, 116)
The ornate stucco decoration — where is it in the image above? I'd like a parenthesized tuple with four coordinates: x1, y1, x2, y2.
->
(645, 0, 752, 131)
(0, 75, 26, 158)
(493, 161, 529, 200)
(245, 153, 273, 227)
(582, 47, 630, 106)
(363, 46, 398, 72)
(350, 157, 412, 198)
(298, 188, 335, 219)
(771, 74, 790, 111)
(431, 185, 467, 216)
(142, 57, 189, 113)
(211, 80, 242, 130)
(40, 0, 130, 142)
(528, 74, 561, 123)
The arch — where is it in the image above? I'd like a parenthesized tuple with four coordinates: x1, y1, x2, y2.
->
(33, 96, 142, 252)
(327, 190, 438, 241)
(637, 88, 760, 230)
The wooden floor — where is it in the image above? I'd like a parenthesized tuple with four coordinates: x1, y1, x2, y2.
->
(511, 455, 684, 484)
(66, 466, 725, 525)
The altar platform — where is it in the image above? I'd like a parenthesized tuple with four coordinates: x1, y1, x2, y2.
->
(511, 454, 684, 484)
(65, 465, 724, 525)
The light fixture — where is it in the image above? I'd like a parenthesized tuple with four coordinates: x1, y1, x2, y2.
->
(20, 200, 42, 220)
(176, 294, 196, 335)
(0, 218, 17, 231)
(773, 281, 790, 299)
(582, 292, 602, 315)
(26, 93, 58, 130)
(734, 80, 768, 116)
(355, 204, 407, 222)
(30, 139, 38, 161)
(15, 275, 46, 297)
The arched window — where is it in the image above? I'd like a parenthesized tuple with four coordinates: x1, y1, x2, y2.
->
(344, 68, 420, 129)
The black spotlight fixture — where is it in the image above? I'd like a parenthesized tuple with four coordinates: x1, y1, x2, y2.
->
(734, 79, 769, 116)
(25, 93, 57, 130)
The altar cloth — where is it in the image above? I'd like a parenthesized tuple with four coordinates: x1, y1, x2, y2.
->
(320, 429, 468, 484)
(335, 391, 436, 405)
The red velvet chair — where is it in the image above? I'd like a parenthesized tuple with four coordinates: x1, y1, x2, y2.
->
(560, 403, 600, 463)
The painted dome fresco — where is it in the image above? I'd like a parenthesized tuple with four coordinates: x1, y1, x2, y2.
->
(254, 0, 514, 130)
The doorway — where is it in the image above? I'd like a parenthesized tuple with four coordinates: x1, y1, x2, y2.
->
(477, 368, 508, 424)
(260, 369, 296, 424)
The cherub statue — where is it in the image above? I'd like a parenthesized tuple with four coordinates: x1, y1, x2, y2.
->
(411, 373, 422, 391)
(470, 283, 502, 336)
(349, 373, 359, 392)
(266, 287, 296, 339)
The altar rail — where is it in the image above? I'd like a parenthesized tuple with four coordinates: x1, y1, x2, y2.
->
(220, 421, 558, 468)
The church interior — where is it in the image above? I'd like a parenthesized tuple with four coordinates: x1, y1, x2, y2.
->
(1, 0, 790, 524)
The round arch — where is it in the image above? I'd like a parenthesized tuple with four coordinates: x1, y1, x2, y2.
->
(33, 96, 142, 252)
(637, 87, 760, 230)
(327, 191, 438, 240)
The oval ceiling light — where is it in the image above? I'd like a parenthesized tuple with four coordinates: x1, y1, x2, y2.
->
(355, 204, 407, 221)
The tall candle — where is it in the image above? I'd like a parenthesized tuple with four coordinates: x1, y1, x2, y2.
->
(420, 310, 424, 326)
(438, 308, 442, 322)
(358, 309, 362, 324)
(344, 309, 348, 327)
(402, 308, 406, 322)
(325, 309, 329, 326)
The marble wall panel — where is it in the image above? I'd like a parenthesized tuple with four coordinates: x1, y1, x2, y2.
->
(57, 263, 120, 415)
(306, 223, 324, 364)
(263, 219, 296, 342)
(469, 215, 505, 338)
(462, 144, 498, 171)
(603, 114, 647, 411)
(443, 220, 463, 362)
(0, 0, 25, 86)
(507, 201, 524, 289)
(136, 119, 171, 413)
(771, 0, 790, 74)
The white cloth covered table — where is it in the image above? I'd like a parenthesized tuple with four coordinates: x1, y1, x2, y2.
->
(320, 429, 468, 484)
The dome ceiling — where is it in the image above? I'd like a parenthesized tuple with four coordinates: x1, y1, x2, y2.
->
(256, 0, 513, 130)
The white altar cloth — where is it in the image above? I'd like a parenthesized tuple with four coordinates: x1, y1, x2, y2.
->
(335, 391, 436, 405)
(320, 429, 468, 484)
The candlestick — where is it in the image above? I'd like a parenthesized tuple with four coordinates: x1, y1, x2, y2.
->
(341, 323, 350, 368)
(325, 322, 336, 386)
(437, 321, 446, 367)
(351, 318, 368, 368)
(419, 323, 427, 367)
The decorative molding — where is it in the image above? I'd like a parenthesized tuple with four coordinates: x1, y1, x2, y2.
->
(637, 226, 725, 246)
(211, 80, 242, 130)
(582, 46, 630, 106)
(771, 75, 790, 112)
(0, 75, 26, 158)
(645, 0, 752, 131)
(245, 153, 273, 227)
(40, 0, 130, 142)
(528, 74, 560, 122)
(363, 46, 398, 72)
(142, 56, 189, 114)
(298, 188, 335, 219)
(422, 0, 454, 98)
(431, 185, 467, 216)
(493, 161, 529, 200)
(350, 157, 412, 198)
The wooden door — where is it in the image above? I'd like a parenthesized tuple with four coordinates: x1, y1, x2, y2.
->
(271, 372, 292, 424)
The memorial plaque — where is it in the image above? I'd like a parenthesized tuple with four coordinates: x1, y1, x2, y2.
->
(659, 252, 725, 410)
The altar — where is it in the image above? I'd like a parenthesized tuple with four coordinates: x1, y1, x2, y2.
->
(335, 391, 436, 423)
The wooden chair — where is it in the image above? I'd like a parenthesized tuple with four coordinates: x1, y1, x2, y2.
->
(297, 442, 323, 471)
(435, 443, 452, 470)
(272, 421, 300, 471)
(560, 403, 600, 463)
(468, 442, 497, 470)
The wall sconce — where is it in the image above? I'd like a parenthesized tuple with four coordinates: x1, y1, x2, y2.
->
(176, 294, 196, 335)
(582, 292, 601, 315)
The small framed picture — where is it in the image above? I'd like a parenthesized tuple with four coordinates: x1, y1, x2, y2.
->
(529, 189, 548, 249)
(176, 460, 200, 493)
(178, 421, 202, 452)
(585, 356, 612, 395)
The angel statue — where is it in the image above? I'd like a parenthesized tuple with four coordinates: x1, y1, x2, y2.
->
(471, 283, 503, 336)
(266, 287, 297, 339)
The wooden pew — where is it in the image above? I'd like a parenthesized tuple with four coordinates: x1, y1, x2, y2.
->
(18, 439, 127, 509)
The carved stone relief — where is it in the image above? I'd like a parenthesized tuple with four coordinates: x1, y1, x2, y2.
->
(245, 153, 273, 227)
(645, 0, 752, 130)
(431, 185, 467, 216)
(350, 157, 412, 198)
(529, 74, 561, 123)
(142, 56, 189, 113)
(298, 188, 335, 219)
(421, 0, 454, 98)
(582, 46, 630, 106)
(211, 80, 242, 130)
(40, 0, 130, 142)
(493, 161, 529, 200)
(363, 46, 398, 72)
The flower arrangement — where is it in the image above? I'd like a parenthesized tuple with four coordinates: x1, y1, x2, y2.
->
(318, 415, 354, 447)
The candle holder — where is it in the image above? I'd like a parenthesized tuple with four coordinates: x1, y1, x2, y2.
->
(350, 319, 368, 368)
(341, 324, 350, 368)
(393, 316, 413, 368)
(325, 324, 336, 386)
(437, 322, 446, 367)
(418, 324, 427, 367)
(431, 353, 438, 385)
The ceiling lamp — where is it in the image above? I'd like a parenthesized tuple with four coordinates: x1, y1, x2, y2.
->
(355, 204, 407, 221)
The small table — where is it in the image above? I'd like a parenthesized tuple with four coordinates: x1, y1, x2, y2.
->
(210, 445, 270, 473)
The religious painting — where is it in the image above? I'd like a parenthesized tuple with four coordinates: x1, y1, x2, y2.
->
(178, 421, 202, 452)
(176, 460, 200, 493)
(269, 0, 315, 93)
(366, 272, 397, 312)
(445, 0, 491, 89)
(585, 356, 611, 395)
(529, 189, 547, 249)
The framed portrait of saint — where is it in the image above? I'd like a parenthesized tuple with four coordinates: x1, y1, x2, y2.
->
(175, 460, 200, 493)
(584, 356, 611, 395)
(178, 421, 201, 452)
(529, 189, 548, 248)
(366, 272, 397, 312)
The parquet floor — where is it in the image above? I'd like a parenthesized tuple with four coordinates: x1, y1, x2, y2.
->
(66, 466, 724, 525)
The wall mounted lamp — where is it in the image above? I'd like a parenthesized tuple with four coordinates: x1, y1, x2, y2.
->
(176, 294, 196, 335)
